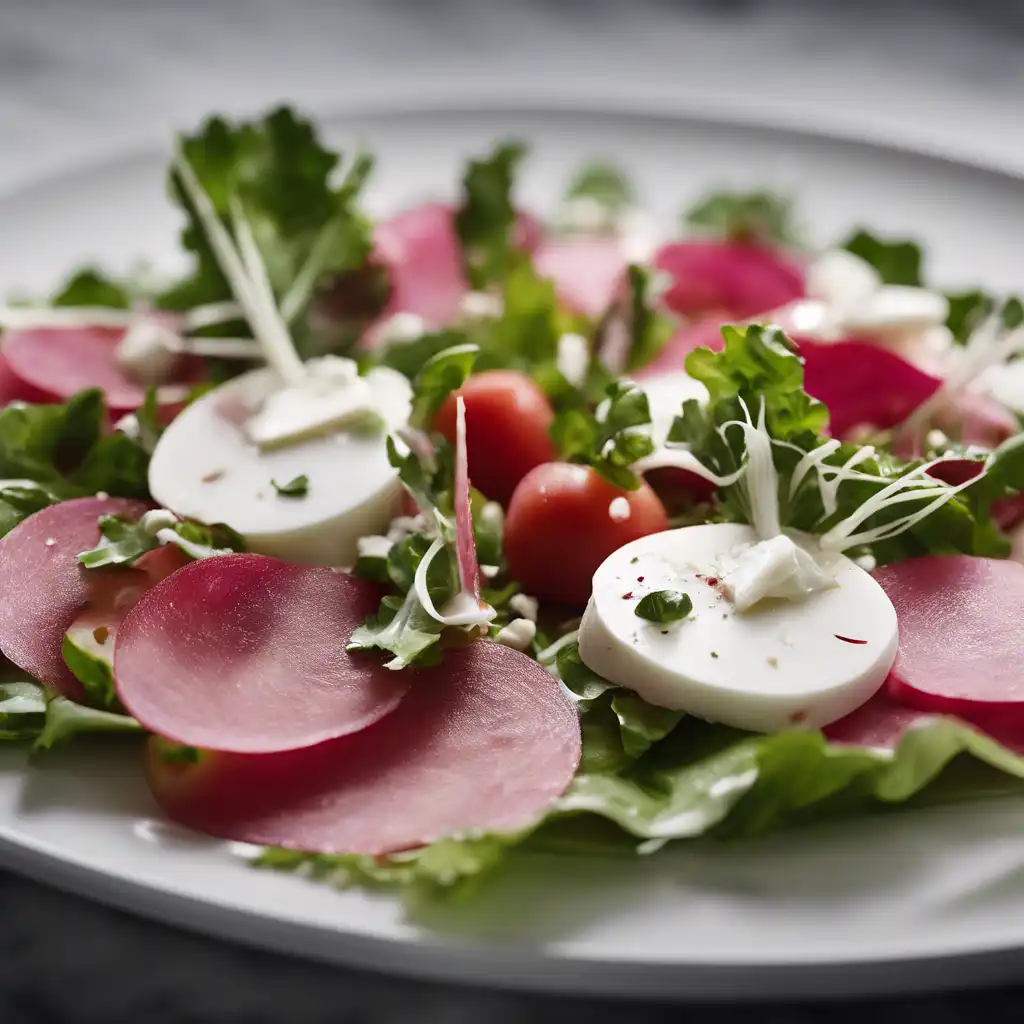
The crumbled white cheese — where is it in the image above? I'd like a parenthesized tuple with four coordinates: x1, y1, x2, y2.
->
(608, 496, 632, 522)
(495, 618, 537, 651)
(459, 291, 504, 320)
(140, 509, 179, 537)
(386, 515, 428, 544)
(556, 332, 590, 388)
(480, 564, 501, 579)
(376, 312, 426, 346)
(245, 356, 378, 451)
(356, 534, 393, 561)
(508, 593, 540, 622)
(115, 318, 183, 384)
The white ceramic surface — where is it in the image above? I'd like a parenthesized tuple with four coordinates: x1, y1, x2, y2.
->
(3, 108, 1024, 1000)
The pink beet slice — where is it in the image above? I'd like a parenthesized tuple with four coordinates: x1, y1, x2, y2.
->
(0, 496, 150, 697)
(114, 554, 410, 754)
(533, 234, 627, 319)
(2, 327, 202, 417)
(653, 240, 804, 321)
(874, 556, 1024, 733)
(145, 641, 582, 855)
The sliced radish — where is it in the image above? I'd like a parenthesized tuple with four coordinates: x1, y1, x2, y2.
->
(653, 240, 804, 321)
(0, 497, 150, 697)
(799, 339, 941, 439)
(532, 234, 627, 319)
(145, 641, 581, 855)
(1, 327, 203, 416)
(114, 554, 409, 754)
(875, 556, 1024, 733)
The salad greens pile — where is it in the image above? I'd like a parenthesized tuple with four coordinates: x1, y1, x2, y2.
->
(5, 104, 1024, 908)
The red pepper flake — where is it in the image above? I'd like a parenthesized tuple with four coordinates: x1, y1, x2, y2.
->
(636, 576, 645, 583)
(834, 634, 868, 645)
(705, 577, 719, 587)
(622, 591, 634, 600)
(790, 709, 808, 725)
(696, 573, 705, 580)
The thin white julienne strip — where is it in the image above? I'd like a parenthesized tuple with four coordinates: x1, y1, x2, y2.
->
(535, 630, 579, 665)
(719, 396, 781, 540)
(180, 301, 244, 332)
(279, 218, 340, 324)
(174, 337, 265, 360)
(411, 536, 493, 627)
(0, 305, 137, 329)
(228, 197, 306, 386)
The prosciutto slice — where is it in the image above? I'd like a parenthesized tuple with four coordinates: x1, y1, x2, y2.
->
(874, 555, 1024, 733)
(145, 641, 581, 855)
(113, 554, 410, 754)
(0, 496, 150, 697)
(532, 234, 627, 320)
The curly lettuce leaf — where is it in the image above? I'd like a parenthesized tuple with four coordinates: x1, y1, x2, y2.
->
(454, 141, 526, 289)
(51, 268, 133, 309)
(841, 228, 923, 286)
(685, 189, 799, 247)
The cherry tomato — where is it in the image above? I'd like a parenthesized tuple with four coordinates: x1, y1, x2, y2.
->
(504, 462, 669, 606)
(435, 370, 556, 505)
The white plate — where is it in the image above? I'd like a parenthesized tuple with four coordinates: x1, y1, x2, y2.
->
(3, 107, 1024, 1001)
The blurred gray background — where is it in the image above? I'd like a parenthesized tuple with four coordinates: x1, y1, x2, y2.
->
(2, 1, 1024, 1022)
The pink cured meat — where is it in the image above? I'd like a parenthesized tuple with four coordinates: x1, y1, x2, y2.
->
(1, 327, 202, 417)
(0, 496, 150, 697)
(653, 240, 804, 321)
(532, 235, 627, 319)
(874, 556, 1024, 733)
(146, 641, 582, 855)
(114, 554, 410, 754)
(634, 314, 733, 379)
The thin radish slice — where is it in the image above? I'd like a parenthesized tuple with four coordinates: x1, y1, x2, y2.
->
(145, 641, 581, 855)
(653, 240, 804, 321)
(1, 327, 204, 415)
(875, 556, 1024, 733)
(800, 339, 940, 440)
(453, 396, 480, 599)
(532, 235, 627, 319)
(114, 554, 409, 754)
(0, 496, 150, 697)
(634, 314, 732, 378)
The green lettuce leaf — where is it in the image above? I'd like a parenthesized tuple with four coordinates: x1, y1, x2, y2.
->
(409, 343, 480, 430)
(51, 268, 133, 309)
(454, 141, 526, 289)
(565, 162, 634, 212)
(33, 695, 143, 751)
(841, 229, 923, 286)
(945, 290, 1024, 346)
(78, 514, 156, 568)
(685, 189, 799, 247)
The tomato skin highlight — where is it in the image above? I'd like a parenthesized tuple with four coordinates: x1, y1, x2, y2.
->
(504, 462, 669, 606)
(434, 370, 557, 506)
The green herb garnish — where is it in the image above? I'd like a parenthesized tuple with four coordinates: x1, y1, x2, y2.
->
(271, 474, 310, 498)
(634, 590, 693, 624)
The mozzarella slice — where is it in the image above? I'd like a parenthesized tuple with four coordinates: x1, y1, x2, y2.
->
(981, 359, 1024, 413)
(148, 365, 411, 566)
(806, 249, 881, 312)
(578, 522, 898, 733)
(842, 285, 948, 343)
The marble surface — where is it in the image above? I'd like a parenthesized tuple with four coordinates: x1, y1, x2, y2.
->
(3, 1, 1024, 1020)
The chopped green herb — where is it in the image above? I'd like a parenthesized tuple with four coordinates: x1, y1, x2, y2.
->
(161, 744, 200, 764)
(271, 474, 310, 498)
(634, 590, 693, 624)
(78, 515, 157, 569)
(565, 162, 634, 212)
(686, 189, 799, 247)
(711, 651, 719, 659)
(841, 229, 922, 286)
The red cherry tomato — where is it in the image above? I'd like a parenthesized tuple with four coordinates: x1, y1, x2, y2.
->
(435, 370, 556, 506)
(504, 462, 669, 606)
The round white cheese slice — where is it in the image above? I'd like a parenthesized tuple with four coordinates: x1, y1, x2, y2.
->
(577, 522, 898, 733)
(148, 365, 411, 566)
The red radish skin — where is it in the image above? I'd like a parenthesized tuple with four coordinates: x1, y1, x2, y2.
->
(1, 327, 203, 417)
(532, 235, 627, 319)
(434, 370, 556, 506)
(874, 556, 1024, 733)
(114, 554, 410, 754)
(145, 641, 581, 855)
(452, 398, 481, 598)
(504, 463, 669, 606)
(653, 240, 804, 321)
(0, 496, 150, 697)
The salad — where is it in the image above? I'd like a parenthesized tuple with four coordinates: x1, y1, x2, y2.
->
(2, 106, 1024, 902)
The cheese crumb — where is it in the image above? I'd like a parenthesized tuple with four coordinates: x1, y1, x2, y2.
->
(495, 618, 537, 651)
(141, 509, 179, 537)
(508, 593, 540, 622)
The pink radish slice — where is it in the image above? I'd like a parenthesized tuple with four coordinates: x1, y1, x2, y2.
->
(634, 314, 733, 378)
(653, 240, 804, 321)
(874, 556, 1024, 733)
(0, 496, 150, 697)
(532, 235, 628, 319)
(800, 340, 941, 440)
(145, 641, 581, 855)
(2, 327, 203, 416)
(370, 203, 544, 338)
(453, 397, 481, 599)
(114, 554, 410, 754)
